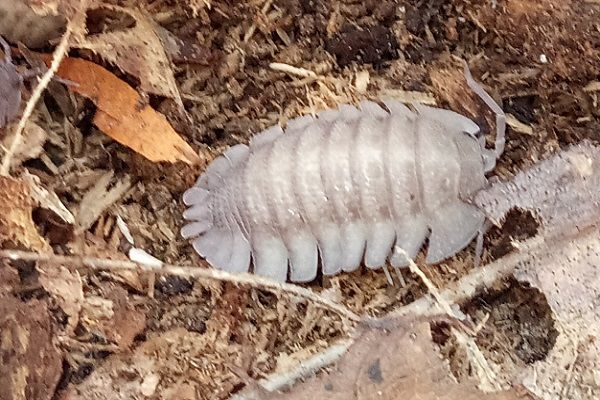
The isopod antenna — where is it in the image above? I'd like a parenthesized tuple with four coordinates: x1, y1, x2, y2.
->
(462, 60, 507, 171)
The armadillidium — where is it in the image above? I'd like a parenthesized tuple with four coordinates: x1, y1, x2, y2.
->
(182, 65, 506, 282)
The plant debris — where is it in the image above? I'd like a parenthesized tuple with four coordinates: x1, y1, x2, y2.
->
(239, 318, 526, 400)
(71, 5, 184, 108)
(0, 0, 598, 399)
(45, 56, 200, 164)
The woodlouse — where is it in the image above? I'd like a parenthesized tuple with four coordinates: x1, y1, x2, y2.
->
(182, 64, 506, 282)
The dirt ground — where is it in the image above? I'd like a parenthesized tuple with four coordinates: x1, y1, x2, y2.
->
(1, 0, 600, 399)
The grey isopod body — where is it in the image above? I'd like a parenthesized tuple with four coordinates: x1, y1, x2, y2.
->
(182, 64, 506, 282)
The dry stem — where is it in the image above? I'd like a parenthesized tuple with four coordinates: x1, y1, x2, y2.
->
(0, 249, 361, 323)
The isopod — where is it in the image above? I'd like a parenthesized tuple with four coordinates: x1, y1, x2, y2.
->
(182, 64, 506, 282)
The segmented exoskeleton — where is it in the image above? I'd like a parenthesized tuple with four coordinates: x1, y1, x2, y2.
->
(182, 64, 506, 282)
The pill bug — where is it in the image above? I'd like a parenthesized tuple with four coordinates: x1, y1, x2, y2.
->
(182, 64, 506, 282)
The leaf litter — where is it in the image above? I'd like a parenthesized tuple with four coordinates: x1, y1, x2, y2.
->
(44, 55, 200, 164)
(71, 4, 185, 109)
(0, 0, 599, 399)
(236, 318, 526, 400)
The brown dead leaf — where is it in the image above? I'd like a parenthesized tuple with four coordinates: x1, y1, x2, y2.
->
(44, 56, 200, 164)
(72, 5, 183, 108)
(0, 296, 63, 400)
(253, 319, 524, 400)
(0, 0, 66, 47)
(0, 176, 49, 251)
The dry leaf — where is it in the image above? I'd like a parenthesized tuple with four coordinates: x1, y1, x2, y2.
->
(0, 0, 65, 47)
(0, 176, 49, 251)
(76, 171, 132, 230)
(474, 141, 600, 399)
(45, 56, 200, 164)
(72, 5, 183, 108)
(249, 319, 524, 400)
(476, 141, 600, 234)
(513, 227, 600, 400)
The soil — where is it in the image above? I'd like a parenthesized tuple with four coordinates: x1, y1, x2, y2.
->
(1, 0, 600, 399)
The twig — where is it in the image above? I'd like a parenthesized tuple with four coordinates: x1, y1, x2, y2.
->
(454, 329, 504, 392)
(0, 249, 361, 323)
(388, 240, 530, 319)
(398, 247, 458, 319)
(401, 248, 504, 391)
(230, 338, 354, 400)
(0, 4, 85, 176)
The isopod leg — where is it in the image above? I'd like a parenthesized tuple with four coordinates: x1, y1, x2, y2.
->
(474, 219, 492, 268)
(462, 60, 506, 166)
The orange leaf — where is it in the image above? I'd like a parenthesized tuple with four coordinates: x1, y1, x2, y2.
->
(47, 56, 200, 164)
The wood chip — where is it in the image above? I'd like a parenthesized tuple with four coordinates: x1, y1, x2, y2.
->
(22, 171, 75, 224)
(354, 70, 370, 94)
(270, 62, 317, 78)
(506, 113, 534, 135)
(377, 89, 437, 105)
(76, 171, 132, 230)
(583, 81, 600, 92)
(0, 176, 49, 251)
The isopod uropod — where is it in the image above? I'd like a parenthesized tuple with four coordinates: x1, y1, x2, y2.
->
(181, 64, 506, 282)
